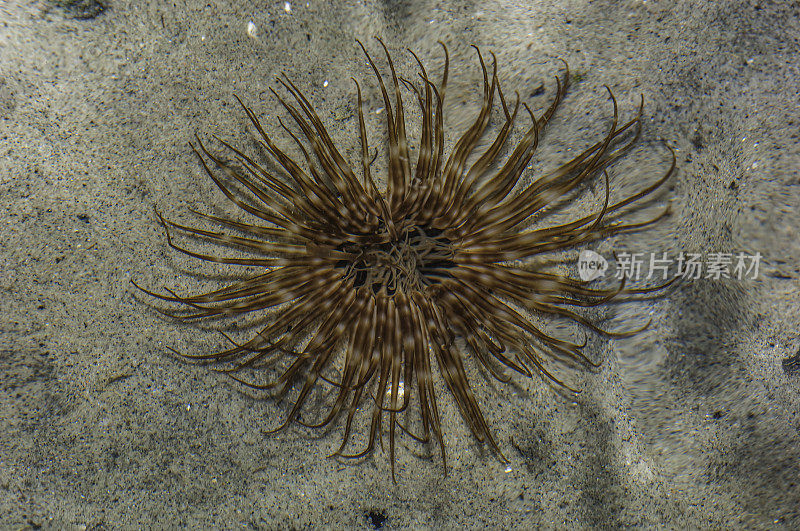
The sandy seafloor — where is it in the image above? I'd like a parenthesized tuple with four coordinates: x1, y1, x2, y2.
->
(1, 0, 799, 528)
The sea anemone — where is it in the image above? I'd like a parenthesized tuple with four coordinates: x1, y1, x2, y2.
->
(134, 39, 674, 479)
